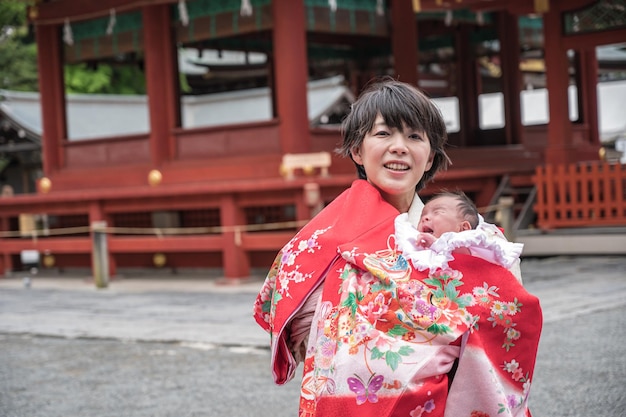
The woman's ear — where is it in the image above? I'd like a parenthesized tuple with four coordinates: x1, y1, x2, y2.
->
(425, 151, 435, 172)
(351, 147, 363, 165)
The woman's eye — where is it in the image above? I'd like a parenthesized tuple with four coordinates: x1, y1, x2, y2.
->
(374, 130, 390, 137)
(409, 133, 424, 141)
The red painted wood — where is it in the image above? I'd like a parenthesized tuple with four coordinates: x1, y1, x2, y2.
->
(417, 0, 594, 14)
(142, 5, 178, 166)
(578, 49, 600, 148)
(272, 0, 311, 153)
(0, 238, 91, 253)
(64, 136, 151, 168)
(36, 24, 67, 173)
(390, 0, 419, 86)
(0, 217, 12, 273)
(542, 6, 576, 165)
(220, 195, 250, 277)
(562, 27, 626, 51)
(239, 232, 294, 250)
(497, 11, 523, 146)
(30, 0, 167, 24)
(109, 235, 225, 252)
(175, 121, 281, 158)
(534, 162, 626, 229)
(455, 25, 480, 147)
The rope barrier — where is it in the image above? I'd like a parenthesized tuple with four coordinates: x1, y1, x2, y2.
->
(0, 202, 513, 239)
(0, 220, 310, 239)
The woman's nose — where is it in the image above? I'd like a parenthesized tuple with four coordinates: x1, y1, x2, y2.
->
(389, 133, 408, 153)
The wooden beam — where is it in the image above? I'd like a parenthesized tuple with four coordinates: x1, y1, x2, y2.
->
(417, 0, 532, 13)
(390, 0, 419, 86)
(109, 235, 225, 252)
(562, 27, 626, 51)
(142, 4, 179, 165)
(35, 24, 66, 173)
(0, 238, 91, 253)
(416, 0, 596, 14)
(542, 6, 576, 165)
(272, 0, 311, 154)
(30, 0, 173, 25)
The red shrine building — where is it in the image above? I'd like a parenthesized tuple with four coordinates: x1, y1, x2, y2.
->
(0, 0, 625, 279)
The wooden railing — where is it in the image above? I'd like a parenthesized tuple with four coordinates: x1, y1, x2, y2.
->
(0, 165, 536, 279)
(534, 161, 626, 229)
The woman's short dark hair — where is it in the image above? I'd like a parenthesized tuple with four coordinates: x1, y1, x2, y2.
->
(336, 77, 450, 192)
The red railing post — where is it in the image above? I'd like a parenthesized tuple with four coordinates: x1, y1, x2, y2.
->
(534, 161, 626, 229)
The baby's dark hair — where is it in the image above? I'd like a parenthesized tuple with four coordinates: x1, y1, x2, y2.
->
(336, 77, 450, 192)
(428, 190, 479, 229)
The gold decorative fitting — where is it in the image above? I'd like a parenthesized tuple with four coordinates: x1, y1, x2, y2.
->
(153, 253, 167, 267)
(279, 163, 288, 177)
(38, 177, 52, 193)
(302, 165, 315, 176)
(28, 6, 39, 20)
(148, 169, 162, 186)
(534, 0, 550, 13)
(43, 254, 56, 268)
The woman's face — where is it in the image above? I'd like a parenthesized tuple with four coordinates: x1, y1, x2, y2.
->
(351, 114, 434, 212)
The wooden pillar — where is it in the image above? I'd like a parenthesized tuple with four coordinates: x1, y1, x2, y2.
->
(0, 217, 13, 275)
(390, 0, 418, 86)
(220, 195, 250, 279)
(272, 0, 311, 154)
(142, 5, 179, 166)
(89, 202, 116, 278)
(455, 24, 479, 147)
(35, 24, 66, 174)
(542, 7, 577, 165)
(498, 11, 523, 146)
(578, 48, 600, 149)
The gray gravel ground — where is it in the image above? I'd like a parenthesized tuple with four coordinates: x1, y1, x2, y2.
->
(0, 335, 301, 417)
(1, 256, 625, 417)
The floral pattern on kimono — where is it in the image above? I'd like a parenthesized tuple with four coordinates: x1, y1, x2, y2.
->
(253, 180, 543, 417)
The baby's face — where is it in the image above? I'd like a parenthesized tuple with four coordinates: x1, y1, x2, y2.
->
(418, 196, 466, 238)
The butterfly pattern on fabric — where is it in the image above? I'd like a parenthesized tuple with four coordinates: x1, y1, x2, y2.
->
(347, 373, 385, 405)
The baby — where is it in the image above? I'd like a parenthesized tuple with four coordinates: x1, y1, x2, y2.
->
(395, 191, 524, 281)
(416, 191, 478, 254)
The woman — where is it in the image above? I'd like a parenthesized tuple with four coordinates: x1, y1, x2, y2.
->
(254, 78, 542, 417)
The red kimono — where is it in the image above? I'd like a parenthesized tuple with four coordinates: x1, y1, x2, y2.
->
(254, 180, 542, 417)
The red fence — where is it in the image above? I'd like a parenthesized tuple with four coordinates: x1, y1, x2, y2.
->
(534, 162, 626, 229)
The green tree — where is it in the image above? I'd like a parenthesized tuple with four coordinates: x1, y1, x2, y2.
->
(1, 2, 189, 95)
(64, 63, 147, 95)
(0, 0, 39, 91)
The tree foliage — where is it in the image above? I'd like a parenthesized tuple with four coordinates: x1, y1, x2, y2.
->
(0, 0, 39, 91)
(64, 63, 147, 95)
(0, 1, 158, 95)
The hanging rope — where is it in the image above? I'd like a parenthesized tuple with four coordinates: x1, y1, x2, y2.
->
(240, 0, 253, 16)
(376, 0, 384, 16)
(63, 18, 73, 45)
(476, 11, 484, 25)
(178, 0, 189, 26)
(105, 9, 116, 35)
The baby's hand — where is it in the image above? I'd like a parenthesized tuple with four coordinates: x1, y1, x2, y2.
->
(416, 233, 436, 248)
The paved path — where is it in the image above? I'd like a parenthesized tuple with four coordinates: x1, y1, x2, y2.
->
(1, 256, 625, 417)
(0, 275, 268, 348)
(1, 256, 626, 347)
